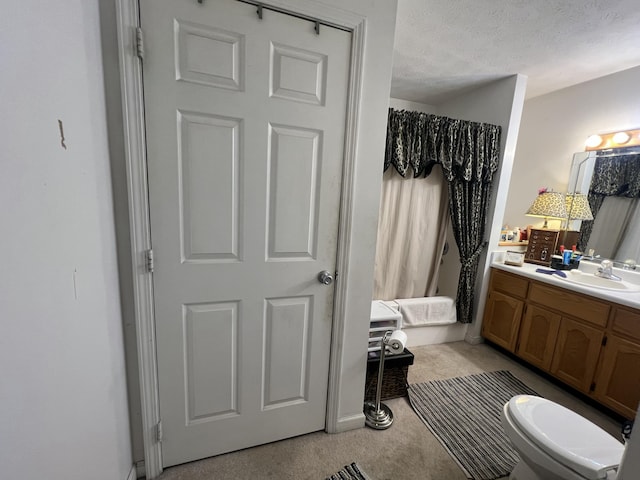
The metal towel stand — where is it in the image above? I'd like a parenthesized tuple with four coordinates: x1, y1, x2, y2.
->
(363, 330, 394, 429)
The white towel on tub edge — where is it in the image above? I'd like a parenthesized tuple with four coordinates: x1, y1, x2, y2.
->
(395, 296, 456, 327)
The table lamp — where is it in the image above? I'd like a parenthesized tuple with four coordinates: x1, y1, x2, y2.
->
(565, 193, 594, 222)
(525, 191, 567, 228)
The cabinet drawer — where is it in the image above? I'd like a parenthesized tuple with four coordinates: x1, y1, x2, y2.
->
(612, 307, 640, 341)
(491, 269, 529, 299)
(529, 282, 609, 327)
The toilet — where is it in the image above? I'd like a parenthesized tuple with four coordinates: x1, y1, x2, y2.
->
(501, 395, 625, 480)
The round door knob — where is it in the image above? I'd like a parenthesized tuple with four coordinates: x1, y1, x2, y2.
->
(317, 270, 334, 285)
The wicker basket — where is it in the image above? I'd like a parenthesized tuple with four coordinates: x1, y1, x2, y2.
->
(364, 364, 409, 401)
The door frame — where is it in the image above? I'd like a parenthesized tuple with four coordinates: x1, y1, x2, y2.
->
(115, 0, 367, 477)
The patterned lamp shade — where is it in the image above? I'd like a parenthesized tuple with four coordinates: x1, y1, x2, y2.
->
(525, 191, 567, 228)
(565, 193, 594, 220)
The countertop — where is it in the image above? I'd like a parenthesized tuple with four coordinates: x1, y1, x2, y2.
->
(490, 254, 640, 310)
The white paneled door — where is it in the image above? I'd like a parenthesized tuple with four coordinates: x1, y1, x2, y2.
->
(139, 0, 351, 467)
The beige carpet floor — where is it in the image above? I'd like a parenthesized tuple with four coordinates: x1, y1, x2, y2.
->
(154, 341, 622, 480)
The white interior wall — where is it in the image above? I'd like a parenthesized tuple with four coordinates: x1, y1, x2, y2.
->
(503, 65, 640, 231)
(436, 75, 528, 340)
(0, 2, 133, 480)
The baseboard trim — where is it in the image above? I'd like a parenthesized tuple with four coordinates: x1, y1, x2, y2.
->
(464, 333, 484, 345)
(134, 461, 145, 479)
(126, 464, 137, 480)
(331, 412, 365, 433)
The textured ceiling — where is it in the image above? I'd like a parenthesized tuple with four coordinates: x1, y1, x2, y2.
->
(392, 0, 640, 104)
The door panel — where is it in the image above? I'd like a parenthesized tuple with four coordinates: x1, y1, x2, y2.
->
(178, 111, 242, 261)
(267, 124, 321, 259)
(481, 291, 523, 351)
(263, 296, 311, 408)
(184, 302, 238, 423)
(140, 0, 350, 466)
(516, 304, 561, 370)
(594, 335, 640, 419)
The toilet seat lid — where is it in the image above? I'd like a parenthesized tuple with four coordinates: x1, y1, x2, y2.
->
(507, 395, 624, 480)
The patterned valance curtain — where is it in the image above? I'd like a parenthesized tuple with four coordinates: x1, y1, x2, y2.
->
(579, 153, 640, 249)
(384, 108, 502, 324)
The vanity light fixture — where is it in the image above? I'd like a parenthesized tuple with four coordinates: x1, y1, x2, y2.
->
(612, 131, 630, 145)
(585, 134, 603, 149)
(525, 191, 567, 229)
(585, 128, 640, 151)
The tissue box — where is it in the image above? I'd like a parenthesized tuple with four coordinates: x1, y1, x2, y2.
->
(504, 250, 525, 266)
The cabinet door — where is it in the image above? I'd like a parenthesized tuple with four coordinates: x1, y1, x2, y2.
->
(550, 317, 603, 393)
(594, 335, 640, 419)
(517, 304, 561, 371)
(481, 291, 523, 352)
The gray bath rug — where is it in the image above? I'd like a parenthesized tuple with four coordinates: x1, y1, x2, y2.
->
(408, 370, 539, 480)
(325, 462, 372, 480)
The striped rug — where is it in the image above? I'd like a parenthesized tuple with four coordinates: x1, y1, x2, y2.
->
(325, 462, 372, 480)
(408, 370, 538, 480)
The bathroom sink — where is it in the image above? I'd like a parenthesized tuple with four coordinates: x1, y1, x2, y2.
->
(559, 270, 640, 292)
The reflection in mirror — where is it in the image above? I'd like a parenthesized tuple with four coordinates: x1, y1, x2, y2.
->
(568, 147, 640, 267)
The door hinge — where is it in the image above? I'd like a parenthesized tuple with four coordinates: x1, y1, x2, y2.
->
(135, 27, 145, 61)
(155, 421, 163, 443)
(145, 249, 154, 273)
(602, 336, 608, 346)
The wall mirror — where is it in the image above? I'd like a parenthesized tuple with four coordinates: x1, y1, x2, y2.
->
(568, 146, 640, 267)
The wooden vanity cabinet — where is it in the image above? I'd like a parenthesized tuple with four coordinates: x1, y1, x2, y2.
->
(550, 317, 604, 394)
(482, 291, 523, 351)
(592, 307, 640, 419)
(516, 304, 560, 371)
(481, 270, 528, 351)
(482, 267, 640, 419)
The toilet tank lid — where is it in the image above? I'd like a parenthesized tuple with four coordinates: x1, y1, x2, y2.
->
(508, 395, 624, 480)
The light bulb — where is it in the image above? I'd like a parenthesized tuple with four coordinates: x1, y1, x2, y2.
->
(612, 131, 630, 145)
(585, 134, 603, 148)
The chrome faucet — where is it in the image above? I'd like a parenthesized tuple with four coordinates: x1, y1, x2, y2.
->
(595, 259, 622, 281)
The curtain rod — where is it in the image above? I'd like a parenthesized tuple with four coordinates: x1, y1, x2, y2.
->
(389, 107, 501, 129)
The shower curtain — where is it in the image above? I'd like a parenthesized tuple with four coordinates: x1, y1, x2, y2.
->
(373, 166, 449, 300)
(381, 108, 502, 324)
